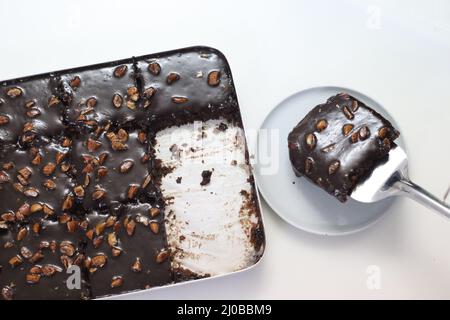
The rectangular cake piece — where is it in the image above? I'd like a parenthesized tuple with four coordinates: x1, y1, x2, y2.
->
(57, 60, 146, 130)
(69, 126, 152, 214)
(0, 219, 90, 300)
(0, 137, 74, 219)
(0, 76, 66, 146)
(288, 93, 400, 202)
(83, 203, 171, 298)
(134, 47, 239, 130)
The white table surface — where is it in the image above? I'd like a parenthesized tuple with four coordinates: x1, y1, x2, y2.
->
(1, 0, 449, 299)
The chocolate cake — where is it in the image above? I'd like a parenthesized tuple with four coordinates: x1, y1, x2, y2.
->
(0, 47, 264, 299)
(288, 93, 400, 202)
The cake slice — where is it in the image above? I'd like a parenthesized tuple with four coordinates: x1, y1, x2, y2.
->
(288, 93, 399, 202)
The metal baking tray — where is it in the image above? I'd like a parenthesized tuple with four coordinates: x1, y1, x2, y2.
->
(0, 46, 266, 299)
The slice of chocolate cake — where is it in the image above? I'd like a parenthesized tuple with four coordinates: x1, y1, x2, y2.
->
(288, 93, 399, 202)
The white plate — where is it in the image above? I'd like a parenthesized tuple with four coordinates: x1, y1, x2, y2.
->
(255, 86, 405, 236)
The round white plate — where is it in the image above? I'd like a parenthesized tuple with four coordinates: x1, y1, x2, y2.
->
(255, 86, 405, 235)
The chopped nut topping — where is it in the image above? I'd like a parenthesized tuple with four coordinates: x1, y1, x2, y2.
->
(142, 174, 151, 188)
(117, 129, 128, 142)
(171, 96, 189, 104)
(150, 221, 159, 234)
(97, 166, 108, 178)
(378, 127, 389, 139)
(17, 227, 28, 241)
(42, 163, 56, 176)
(148, 62, 161, 75)
(316, 119, 328, 132)
(112, 93, 123, 108)
(95, 222, 106, 236)
(30, 203, 43, 213)
(111, 276, 123, 288)
(74, 185, 85, 198)
(328, 160, 341, 175)
(43, 204, 54, 216)
(1, 286, 14, 300)
(0, 170, 10, 183)
(26, 108, 41, 118)
(92, 188, 107, 200)
(150, 207, 160, 218)
(304, 157, 314, 175)
(107, 232, 118, 247)
(48, 95, 60, 107)
(6, 87, 23, 98)
(62, 195, 74, 211)
(114, 65, 128, 78)
(111, 247, 122, 257)
(67, 220, 78, 232)
(143, 87, 156, 100)
(350, 132, 359, 143)
(86, 138, 101, 152)
(60, 241, 76, 257)
(125, 219, 136, 236)
(31, 222, 41, 234)
(127, 184, 139, 199)
(86, 97, 97, 108)
(207, 70, 221, 86)
(16, 203, 31, 218)
(342, 105, 354, 120)
(131, 258, 142, 272)
(0, 115, 10, 125)
(91, 254, 107, 268)
(342, 124, 354, 136)
(60, 255, 73, 269)
(43, 179, 56, 190)
(1, 212, 15, 222)
(20, 246, 33, 259)
(105, 215, 117, 228)
(26, 273, 41, 284)
(119, 160, 134, 173)
(29, 266, 42, 275)
(92, 236, 103, 249)
(42, 264, 62, 277)
(70, 76, 81, 89)
(86, 229, 94, 240)
(55, 152, 67, 165)
(166, 72, 180, 84)
(9, 255, 23, 267)
(127, 86, 139, 102)
(305, 133, 316, 150)
(359, 126, 370, 140)
(155, 249, 169, 264)
(31, 153, 42, 165)
(23, 187, 39, 198)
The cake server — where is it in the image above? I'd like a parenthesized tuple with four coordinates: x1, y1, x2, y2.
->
(351, 146, 450, 217)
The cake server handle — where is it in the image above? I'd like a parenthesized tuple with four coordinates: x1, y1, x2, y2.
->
(391, 175, 450, 219)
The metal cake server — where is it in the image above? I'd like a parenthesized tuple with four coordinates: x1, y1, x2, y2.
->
(351, 146, 450, 217)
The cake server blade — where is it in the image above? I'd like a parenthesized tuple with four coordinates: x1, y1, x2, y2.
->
(351, 146, 450, 218)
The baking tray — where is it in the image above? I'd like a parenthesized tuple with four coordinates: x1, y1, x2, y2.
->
(0, 46, 266, 299)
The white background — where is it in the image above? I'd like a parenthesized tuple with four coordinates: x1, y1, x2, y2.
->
(1, 0, 449, 299)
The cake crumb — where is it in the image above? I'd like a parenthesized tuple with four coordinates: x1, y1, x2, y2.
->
(200, 170, 212, 186)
